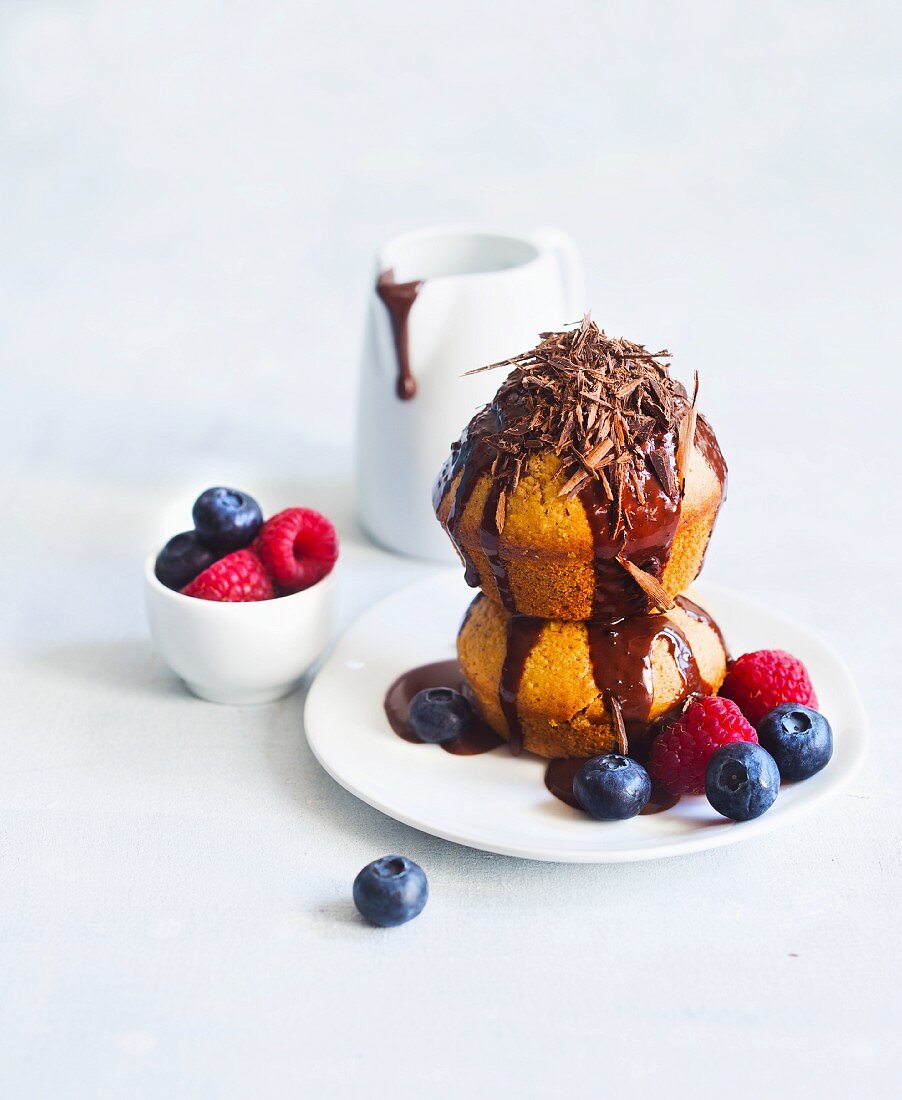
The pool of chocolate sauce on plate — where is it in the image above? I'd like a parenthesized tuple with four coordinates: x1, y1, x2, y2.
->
(543, 757, 680, 814)
(383, 593, 725, 811)
(384, 659, 503, 756)
(376, 269, 424, 401)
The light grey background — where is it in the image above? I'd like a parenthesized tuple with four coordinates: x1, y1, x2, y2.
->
(1, 2, 900, 1097)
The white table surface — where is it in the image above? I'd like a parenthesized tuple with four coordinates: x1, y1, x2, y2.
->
(1, 2, 900, 1097)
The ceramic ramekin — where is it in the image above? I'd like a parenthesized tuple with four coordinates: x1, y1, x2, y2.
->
(144, 554, 338, 704)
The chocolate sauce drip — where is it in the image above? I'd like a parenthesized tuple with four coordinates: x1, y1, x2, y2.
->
(498, 615, 544, 756)
(695, 415, 728, 493)
(543, 757, 584, 808)
(433, 405, 513, 597)
(376, 269, 424, 401)
(585, 608, 706, 759)
(479, 482, 515, 611)
(544, 757, 680, 815)
(578, 428, 683, 622)
(384, 659, 503, 755)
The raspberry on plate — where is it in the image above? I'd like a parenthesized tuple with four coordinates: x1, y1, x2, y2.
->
(255, 507, 339, 593)
(648, 696, 758, 796)
(719, 649, 817, 726)
(181, 549, 274, 602)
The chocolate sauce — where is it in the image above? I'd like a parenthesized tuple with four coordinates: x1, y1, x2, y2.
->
(479, 481, 516, 611)
(578, 428, 683, 622)
(641, 786, 681, 814)
(376, 269, 424, 401)
(498, 615, 544, 756)
(490, 599, 722, 763)
(433, 404, 513, 599)
(586, 606, 708, 759)
(543, 757, 584, 808)
(384, 659, 503, 755)
(544, 757, 680, 815)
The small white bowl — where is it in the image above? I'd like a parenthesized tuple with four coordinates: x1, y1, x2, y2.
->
(144, 554, 338, 705)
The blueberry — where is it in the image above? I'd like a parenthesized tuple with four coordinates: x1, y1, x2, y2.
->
(154, 531, 221, 591)
(353, 855, 428, 927)
(757, 704, 833, 781)
(573, 754, 652, 820)
(192, 487, 263, 551)
(705, 742, 780, 820)
(408, 687, 472, 744)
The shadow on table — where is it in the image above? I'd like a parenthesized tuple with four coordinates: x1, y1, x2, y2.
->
(29, 638, 191, 700)
(263, 686, 754, 925)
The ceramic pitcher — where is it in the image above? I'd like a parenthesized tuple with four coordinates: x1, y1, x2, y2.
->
(356, 225, 584, 561)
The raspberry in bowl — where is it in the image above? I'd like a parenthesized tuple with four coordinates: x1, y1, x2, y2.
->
(145, 488, 338, 704)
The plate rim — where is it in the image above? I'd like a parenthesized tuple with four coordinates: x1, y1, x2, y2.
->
(304, 572, 870, 863)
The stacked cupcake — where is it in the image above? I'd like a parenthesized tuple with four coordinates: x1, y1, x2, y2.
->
(433, 317, 729, 762)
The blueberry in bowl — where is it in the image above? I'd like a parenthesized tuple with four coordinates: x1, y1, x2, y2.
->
(705, 742, 780, 821)
(192, 487, 263, 551)
(353, 856, 428, 927)
(756, 704, 833, 781)
(154, 530, 222, 592)
(573, 754, 652, 820)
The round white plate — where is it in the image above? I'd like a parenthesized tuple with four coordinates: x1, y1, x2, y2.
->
(304, 572, 868, 862)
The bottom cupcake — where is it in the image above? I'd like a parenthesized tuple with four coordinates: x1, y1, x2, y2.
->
(458, 594, 729, 760)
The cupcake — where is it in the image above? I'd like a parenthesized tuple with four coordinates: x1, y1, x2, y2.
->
(434, 318, 726, 622)
(457, 593, 729, 760)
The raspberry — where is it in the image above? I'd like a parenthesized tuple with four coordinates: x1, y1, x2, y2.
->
(181, 549, 274, 602)
(719, 649, 817, 726)
(648, 697, 757, 795)
(255, 508, 338, 592)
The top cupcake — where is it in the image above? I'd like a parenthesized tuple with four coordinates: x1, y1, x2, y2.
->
(433, 317, 727, 622)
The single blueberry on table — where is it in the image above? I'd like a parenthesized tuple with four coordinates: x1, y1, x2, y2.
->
(353, 855, 428, 927)
(192, 487, 263, 551)
(573, 754, 652, 820)
(705, 742, 780, 821)
(154, 530, 221, 591)
(408, 687, 473, 744)
(757, 704, 833, 781)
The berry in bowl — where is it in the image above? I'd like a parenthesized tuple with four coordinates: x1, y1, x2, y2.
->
(145, 487, 339, 704)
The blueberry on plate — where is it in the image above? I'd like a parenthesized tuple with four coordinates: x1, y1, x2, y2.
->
(408, 687, 472, 744)
(192, 487, 263, 551)
(705, 742, 780, 821)
(353, 855, 428, 927)
(154, 531, 221, 591)
(757, 704, 833, 781)
(573, 754, 652, 820)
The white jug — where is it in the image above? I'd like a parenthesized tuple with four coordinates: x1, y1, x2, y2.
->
(355, 225, 584, 561)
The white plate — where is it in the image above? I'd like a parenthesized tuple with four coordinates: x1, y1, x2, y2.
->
(304, 572, 869, 862)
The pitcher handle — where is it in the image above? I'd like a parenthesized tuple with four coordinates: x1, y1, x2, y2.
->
(530, 227, 585, 320)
